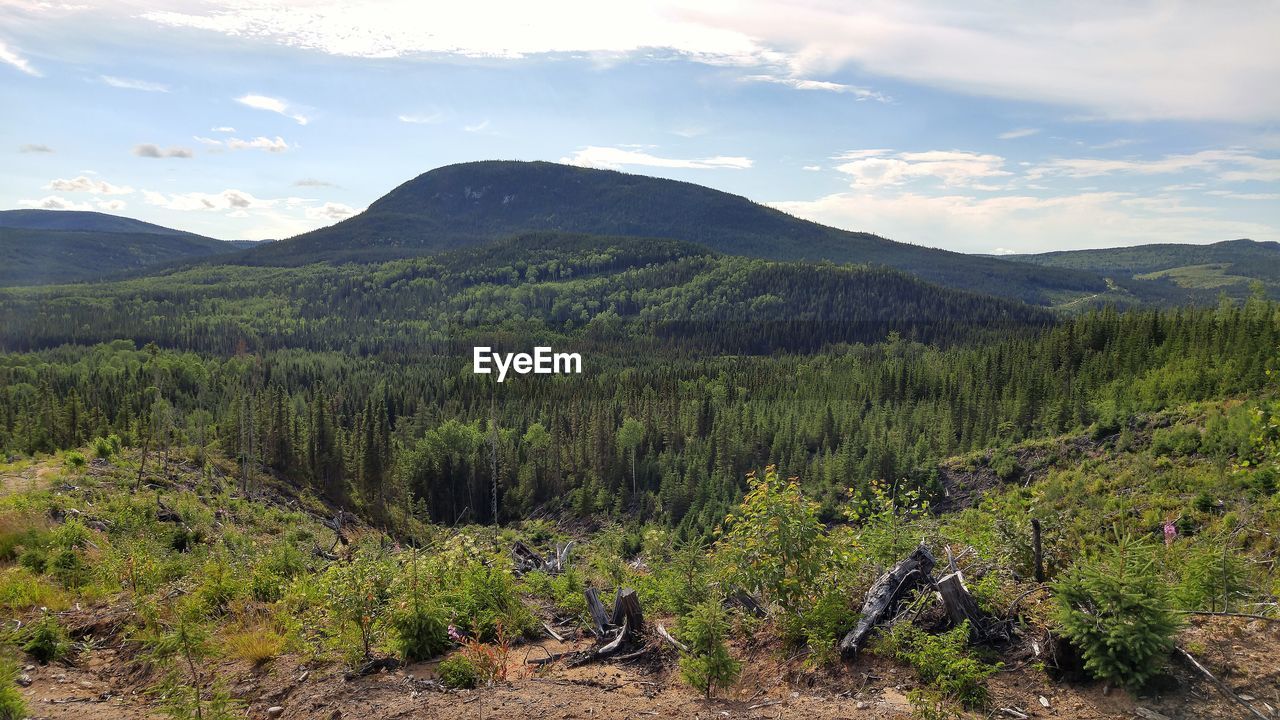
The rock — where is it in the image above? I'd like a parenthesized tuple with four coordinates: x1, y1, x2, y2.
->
(15, 674, 31, 687)
(1038, 696, 1051, 708)
(1134, 708, 1172, 720)
(298, 670, 309, 683)
(267, 706, 285, 718)
(855, 701, 868, 710)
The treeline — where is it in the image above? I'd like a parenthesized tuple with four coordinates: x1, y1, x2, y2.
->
(2, 302, 1276, 535)
(0, 234, 1051, 357)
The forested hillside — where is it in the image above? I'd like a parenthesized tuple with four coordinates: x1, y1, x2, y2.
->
(1, 302, 1273, 531)
(0, 233, 1052, 355)
(232, 161, 1107, 305)
(0, 210, 241, 286)
(1009, 238, 1280, 304)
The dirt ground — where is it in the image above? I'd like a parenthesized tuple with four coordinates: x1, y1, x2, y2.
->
(17, 613, 1279, 720)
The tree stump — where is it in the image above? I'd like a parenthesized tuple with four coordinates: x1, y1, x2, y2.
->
(839, 544, 936, 657)
(611, 587, 644, 633)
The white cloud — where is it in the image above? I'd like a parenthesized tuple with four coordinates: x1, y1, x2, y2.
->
(991, 247, 1016, 255)
(0, 40, 40, 76)
(832, 149, 1010, 189)
(561, 146, 752, 171)
(398, 112, 442, 124)
(463, 119, 490, 133)
(1206, 191, 1280, 201)
(139, 1, 1280, 122)
(45, 175, 134, 195)
(742, 74, 885, 100)
(133, 144, 193, 159)
(100, 75, 168, 92)
(96, 199, 126, 212)
(998, 128, 1038, 140)
(211, 126, 236, 133)
(19, 195, 92, 211)
(235, 94, 309, 125)
(18, 143, 53, 153)
(305, 202, 360, 221)
(802, 165, 821, 171)
(143, 188, 276, 212)
(770, 189, 1278, 253)
(1030, 150, 1280, 182)
(294, 178, 336, 187)
(196, 135, 291, 152)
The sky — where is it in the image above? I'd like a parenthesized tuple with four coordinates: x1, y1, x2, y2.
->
(1, 1, 1278, 254)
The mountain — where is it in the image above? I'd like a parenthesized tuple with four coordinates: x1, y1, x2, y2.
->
(1007, 239, 1280, 304)
(235, 160, 1106, 305)
(0, 209, 241, 286)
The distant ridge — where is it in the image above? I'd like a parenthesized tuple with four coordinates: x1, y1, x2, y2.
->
(234, 160, 1106, 305)
(0, 209, 241, 286)
(1007, 239, 1280, 303)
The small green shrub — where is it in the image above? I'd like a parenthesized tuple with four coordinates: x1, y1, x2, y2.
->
(91, 434, 122, 459)
(1151, 425, 1201, 457)
(989, 449, 1020, 481)
(21, 612, 70, 664)
(437, 654, 479, 689)
(0, 657, 28, 720)
(678, 598, 741, 698)
(64, 451, 86, 469)
(390, 552, 449, 662)
(875, 621, 996, 708)
(778, 589, 855, 667)
(1053, 536, 1180, 688)
(445, 562, 535, 642)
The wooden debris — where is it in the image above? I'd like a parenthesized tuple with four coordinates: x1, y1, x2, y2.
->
(935, 570, 1002, 641)
(585, 587, 611, 639)
(513, 540, 574, 576)
(839, 544, 936, 657)
(542, 621, 565, 642)
(1175, 646, 1268, 720)
(610, 587, 644, 632)
(724, 590, 766, 618)
(655, 623, 688, 652)
(1134, 708, 1171, 720)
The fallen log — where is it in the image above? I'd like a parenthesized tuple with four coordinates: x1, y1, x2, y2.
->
(839, 544, 936, 657)
(512, 540, 545, 574)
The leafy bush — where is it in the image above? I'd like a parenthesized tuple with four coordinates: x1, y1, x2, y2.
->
(64, 451, 86, 469)
(678, 598, 741, 698)
(875, 621, 996, 708)
(437, 654, 479, 689)
(91, 434, 122, 459)
(1151, 425, 1202, 457)
(323, 546, 393, 661)
(778, 589, 855, 667)
(1052, 536, 1180, 688)
(21, 612, 70, 664)
(717, 466, 828, 613)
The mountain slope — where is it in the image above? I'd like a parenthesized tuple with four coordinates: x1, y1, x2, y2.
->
(0, 232, 1053, 355)
(236, 160, 1106, 305)
(1008, 239, 1280, 304)
(0, 210, 240, 286)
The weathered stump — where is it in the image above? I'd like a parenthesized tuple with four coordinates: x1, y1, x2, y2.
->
(839, 544, 936, 657)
